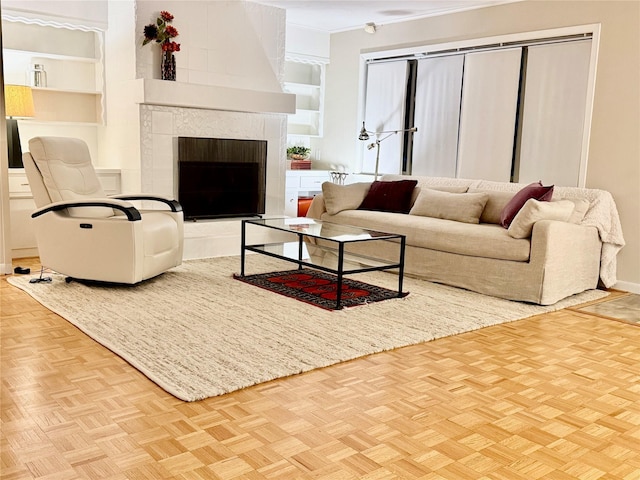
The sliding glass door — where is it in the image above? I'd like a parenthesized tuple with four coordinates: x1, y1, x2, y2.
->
(411, 55, 464, 177)
(456, 48, 522, 182)
(360, 36, 594, 186)
(516, 40, 592, 187)
(362, 61, 409, 176)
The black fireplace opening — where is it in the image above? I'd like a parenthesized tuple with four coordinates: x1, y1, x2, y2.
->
(178, 137, 267, 220)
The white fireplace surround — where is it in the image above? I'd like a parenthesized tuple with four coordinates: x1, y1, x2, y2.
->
(138, 83, 291, 260)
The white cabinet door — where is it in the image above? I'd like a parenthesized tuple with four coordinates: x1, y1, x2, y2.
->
(10, 198, 38, 251)
(284, 189, 298, 217)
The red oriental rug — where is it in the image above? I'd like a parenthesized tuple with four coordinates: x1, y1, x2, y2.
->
(233, 269, 408, 310)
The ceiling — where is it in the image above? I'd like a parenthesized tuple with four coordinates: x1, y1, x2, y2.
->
(254, 0, 514, 33)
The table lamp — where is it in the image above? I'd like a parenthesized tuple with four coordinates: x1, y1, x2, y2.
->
(5, 85, 35, 168)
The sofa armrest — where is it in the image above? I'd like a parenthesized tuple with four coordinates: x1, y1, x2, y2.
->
(531, 219, 600, 259)
(530, 219, 602, 302)
(306, 194, 327, 220)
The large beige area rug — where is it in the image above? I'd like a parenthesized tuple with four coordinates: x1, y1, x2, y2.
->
(7, 256, 608, 402)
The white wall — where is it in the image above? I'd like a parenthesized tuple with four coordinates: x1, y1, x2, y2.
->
(101, 0, 140, 192)
(323, 0, 640, 290)
(286, 25, 330, 61)
(135, 0, 284, 92)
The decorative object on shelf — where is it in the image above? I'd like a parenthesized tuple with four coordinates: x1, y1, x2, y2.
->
(142, 10, 180, 81)
(161, 51, 176, 82)
(286, 145, 311, 160)
(4, 85, 35, 168)
(27, 64, 47, 87)
(330, 171, 349, 185)
(290, 159, 312, 170)
(287, 145, 312, 169)
(358, 122, 418, 180)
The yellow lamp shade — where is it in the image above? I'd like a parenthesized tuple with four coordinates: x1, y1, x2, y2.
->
(5, 84, 35, 118)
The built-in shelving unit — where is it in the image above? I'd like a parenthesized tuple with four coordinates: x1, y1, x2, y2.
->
(2, 18, 105, 125)
(283, 59, 325, 138)
(2, 16, 109, 256)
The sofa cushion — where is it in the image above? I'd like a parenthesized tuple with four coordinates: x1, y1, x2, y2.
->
(410, 185, 469, 210)
(500, 181, 554, 228)
(507, 199, 575, 239)
(409, 188, 489, 224)
(358, 180, 418, 214)
(382, 174, 471, 207)
(468, 189, 514, 224)
(322, 210, 531, 262)
(321, 182, 371, 215)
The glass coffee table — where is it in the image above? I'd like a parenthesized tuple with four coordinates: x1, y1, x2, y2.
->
(240, 218, 406, 310)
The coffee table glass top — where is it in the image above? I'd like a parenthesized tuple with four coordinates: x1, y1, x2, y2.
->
(245, 217, 402, 242)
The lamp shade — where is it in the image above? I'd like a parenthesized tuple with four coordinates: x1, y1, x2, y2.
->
(5, 85, 35, 118)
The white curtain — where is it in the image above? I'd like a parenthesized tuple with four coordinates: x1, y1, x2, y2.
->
(456, 48, 522, 182)
(517, 40, 592, 187)
(362, 61, 409, 176)
(411, 55, 464, 177)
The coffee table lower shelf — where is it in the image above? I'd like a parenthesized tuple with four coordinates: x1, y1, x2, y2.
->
(239, 218, 406, 310)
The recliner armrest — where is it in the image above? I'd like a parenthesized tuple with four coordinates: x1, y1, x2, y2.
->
(110, 194, 182, 212)
(32, 198, 142, 221)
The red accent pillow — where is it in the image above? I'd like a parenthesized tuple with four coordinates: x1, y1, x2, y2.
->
(358, 180, 418, 214)
(500, 181, 554, 228)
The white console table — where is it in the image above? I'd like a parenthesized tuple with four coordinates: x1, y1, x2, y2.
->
(284, 170, 373, 217)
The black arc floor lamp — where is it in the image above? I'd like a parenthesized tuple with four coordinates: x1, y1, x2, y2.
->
(359, 122, 417, 180)
(5, 85, 35, 168)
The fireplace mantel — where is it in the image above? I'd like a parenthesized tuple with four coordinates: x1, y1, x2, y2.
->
(133, 78, 296, 115)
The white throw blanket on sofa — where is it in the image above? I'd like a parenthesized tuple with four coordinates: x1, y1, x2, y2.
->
(472, 180, 625, 288)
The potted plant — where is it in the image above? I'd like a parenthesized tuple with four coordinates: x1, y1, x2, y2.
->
(287, 145, 311, 160)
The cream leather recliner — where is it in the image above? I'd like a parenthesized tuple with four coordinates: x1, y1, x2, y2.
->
(23, 136, 184, 284)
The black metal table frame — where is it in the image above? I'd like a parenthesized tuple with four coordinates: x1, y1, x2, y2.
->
(240, 219, 406, 310)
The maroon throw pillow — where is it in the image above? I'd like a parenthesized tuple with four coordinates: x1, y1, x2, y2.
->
(358, 180, 418, 214)
(500, 181, 554, 228)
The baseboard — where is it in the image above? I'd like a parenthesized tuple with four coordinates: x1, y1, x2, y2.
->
(11, 247, 39, 259)
(612, 280, 640, 295)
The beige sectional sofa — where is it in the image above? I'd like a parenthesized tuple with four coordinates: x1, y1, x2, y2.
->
(306, 174, 625, 305)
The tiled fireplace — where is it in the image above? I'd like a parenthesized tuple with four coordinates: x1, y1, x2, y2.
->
(138, 101, 289, 259)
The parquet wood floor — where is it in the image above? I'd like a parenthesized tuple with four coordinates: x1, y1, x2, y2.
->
(2, 259, 639, 479)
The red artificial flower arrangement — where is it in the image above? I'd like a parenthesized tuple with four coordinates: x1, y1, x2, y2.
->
(143, 10, 180, 52)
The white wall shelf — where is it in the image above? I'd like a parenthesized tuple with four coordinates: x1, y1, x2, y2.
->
(284, 58, 326, 139)
(32, 86, 101, 95)
(2, 18, 105, 127)
(3, 48, 99, 63)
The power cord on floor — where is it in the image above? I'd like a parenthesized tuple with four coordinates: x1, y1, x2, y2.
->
(29, 266, 52, 284)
